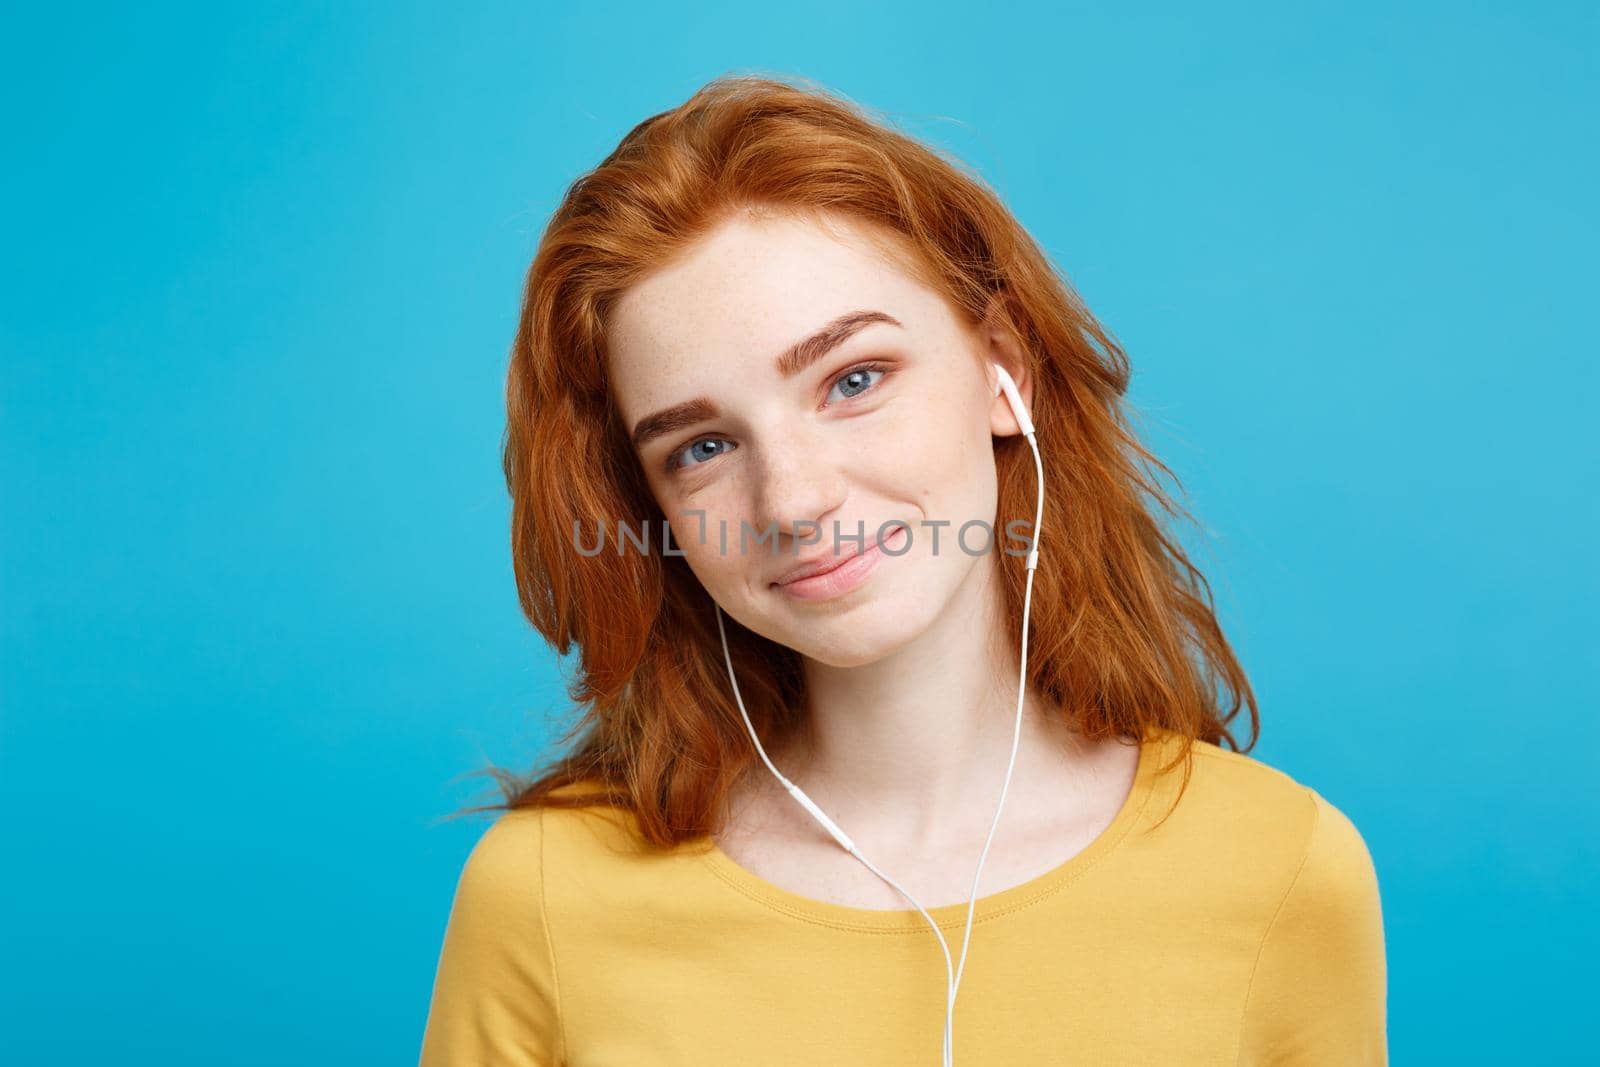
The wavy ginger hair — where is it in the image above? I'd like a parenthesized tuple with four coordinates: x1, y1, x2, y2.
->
(476, 73, 1259, 844)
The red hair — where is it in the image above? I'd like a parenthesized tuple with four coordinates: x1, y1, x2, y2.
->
(469, 73, 1259, 843)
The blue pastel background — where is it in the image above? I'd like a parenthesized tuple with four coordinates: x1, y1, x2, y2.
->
(3, 2, 1593, 1062)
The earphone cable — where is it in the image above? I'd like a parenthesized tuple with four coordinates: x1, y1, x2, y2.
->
(713, 373, 1043, 1066)
(943, 425, 1044, 1063)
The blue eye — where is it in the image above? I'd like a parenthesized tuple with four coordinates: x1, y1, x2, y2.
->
(668, 436, 736, 472)
(826, 364, 886, 404)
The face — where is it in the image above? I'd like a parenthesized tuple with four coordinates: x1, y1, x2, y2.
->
(605, 208, 1030, 668)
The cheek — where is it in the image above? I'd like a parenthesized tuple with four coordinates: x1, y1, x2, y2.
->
(878, 388, 992, 510)
(664, 503, 749, 591)
(653, 474, 723, 549)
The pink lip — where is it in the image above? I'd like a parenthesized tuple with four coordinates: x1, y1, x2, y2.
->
(772, 526, 908, 602)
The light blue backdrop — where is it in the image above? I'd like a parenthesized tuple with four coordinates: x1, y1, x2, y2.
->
(3, 3, 1593, 1063)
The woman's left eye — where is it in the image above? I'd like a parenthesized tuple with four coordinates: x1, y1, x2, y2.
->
(826, 364, 887, 404)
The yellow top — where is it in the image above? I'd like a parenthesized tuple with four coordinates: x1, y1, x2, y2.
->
(418, 726, 1387, 1065)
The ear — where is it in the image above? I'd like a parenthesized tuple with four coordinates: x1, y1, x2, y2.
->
(978, 292, 1034, 438)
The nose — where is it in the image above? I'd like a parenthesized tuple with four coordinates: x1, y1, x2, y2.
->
(747, 429, 846, 553)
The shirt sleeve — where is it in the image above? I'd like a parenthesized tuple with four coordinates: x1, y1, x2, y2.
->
(1237, 787, 1389, 1065)
(419, 808, 564, 1066)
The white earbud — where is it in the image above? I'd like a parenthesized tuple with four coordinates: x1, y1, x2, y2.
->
(993, 363, 1034, 436)
(716, 361, 1044, 1066)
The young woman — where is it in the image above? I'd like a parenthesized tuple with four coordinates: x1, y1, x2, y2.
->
(418, 74, 1387, 1066)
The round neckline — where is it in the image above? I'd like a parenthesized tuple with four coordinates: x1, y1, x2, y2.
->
(696, 723, 1171, 933)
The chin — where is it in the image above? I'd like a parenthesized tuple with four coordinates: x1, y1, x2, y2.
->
(776, 589, 936, 668)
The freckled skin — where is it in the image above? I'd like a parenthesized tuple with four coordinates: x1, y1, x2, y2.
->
(605, 209, 1031, 669)
(603, 207, 1144, 912)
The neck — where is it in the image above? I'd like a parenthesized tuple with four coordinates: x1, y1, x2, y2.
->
(767, 555, 1096, 850)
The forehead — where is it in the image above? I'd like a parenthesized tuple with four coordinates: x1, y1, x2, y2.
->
(604, 211, 940, 419)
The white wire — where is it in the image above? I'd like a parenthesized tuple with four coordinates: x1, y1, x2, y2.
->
(945, 427, 1044, 1062)
(715, 426, 1044, 1067)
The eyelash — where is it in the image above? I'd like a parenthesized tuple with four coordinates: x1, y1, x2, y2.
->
(664, 361, 891, 474)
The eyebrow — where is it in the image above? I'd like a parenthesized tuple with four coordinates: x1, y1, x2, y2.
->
(628, 309, 903, 452)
